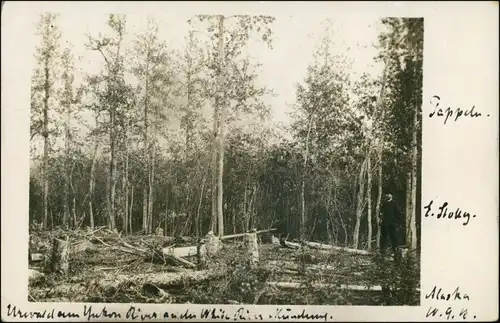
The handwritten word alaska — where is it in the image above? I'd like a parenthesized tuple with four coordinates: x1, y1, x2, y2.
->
(425, 286, 474, 320)
(429, 95, 485, 124)
(424, 200, 476, 226)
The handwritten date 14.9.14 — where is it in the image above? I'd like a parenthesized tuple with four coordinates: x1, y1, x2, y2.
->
(424, 200, 476, 226)
(426, 306, 474, 320)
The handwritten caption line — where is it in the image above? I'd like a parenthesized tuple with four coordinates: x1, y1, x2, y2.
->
(6, 304, 333, 322)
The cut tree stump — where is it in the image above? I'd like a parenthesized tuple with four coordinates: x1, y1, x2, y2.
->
(198, 231, 222, 267)
(245, 231, 259, 266)
(49, 236, 70, 275)
(28, 269, 45, 285)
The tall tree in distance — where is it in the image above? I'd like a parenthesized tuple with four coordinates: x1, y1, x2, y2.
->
(86, 14, 131, 231)
(59, 46, 82, 228)
(376, 17, 423, 251)
(130, 17, 174, 234)
(31, 13, 61, 229)
(189, 14, 275, 237)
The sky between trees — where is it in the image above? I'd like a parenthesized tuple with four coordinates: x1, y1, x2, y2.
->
(25, 12, 385, 130)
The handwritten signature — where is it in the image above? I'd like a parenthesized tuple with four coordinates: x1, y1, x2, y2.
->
(424, 200, 476, 226)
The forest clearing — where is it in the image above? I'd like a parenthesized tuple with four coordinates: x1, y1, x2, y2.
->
(28, 12, 423, 305)
(29, 227, 419, 305)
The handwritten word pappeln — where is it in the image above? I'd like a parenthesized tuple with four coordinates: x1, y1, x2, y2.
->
(428, 95, 486, 125)
(424, 286, 475, 320)
(423, 200, 476, 226)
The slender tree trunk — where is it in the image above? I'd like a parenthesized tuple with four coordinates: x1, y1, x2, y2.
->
(366, 148, 373, 249)
(353, 156, 368, 249)
(216, 15, 226, 238)
(405, 169, 412, 245)
(129, 185, 134, 233)
(143, 92, 150, 233)
(301, 115, 314, 242)
(374, 146, 383, 249)
(42, 57, 50, 230)
(211, 115, 218, 234)
(88, 116, 99, 230)
(63, 104, 71, 228)
(196, 170, 207, 240)
(69, 162, 77, 228)
(109, 106, 117, 231)
(148, 146, 155, 234)
(373, 41, 390, 249)
(409, 101, 419, 250)
(123, 123, 129, 234)
(143, 187, 148, 233)
(243, 182, 248, 232)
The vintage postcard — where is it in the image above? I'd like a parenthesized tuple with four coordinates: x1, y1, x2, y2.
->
(1, 1, 498, 322)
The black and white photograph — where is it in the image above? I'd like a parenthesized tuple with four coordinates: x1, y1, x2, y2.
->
(25, 11, 424, 306)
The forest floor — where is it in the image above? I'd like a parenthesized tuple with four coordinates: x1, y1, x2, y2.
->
(28, 228, 420, 306)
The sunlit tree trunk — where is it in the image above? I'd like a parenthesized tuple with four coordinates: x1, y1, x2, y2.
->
(216, 15, 225, 238)
(88, 115, 99, 230)
(409, 100, 419, 250)
(366, 149, 373, 249)
(374, 148, 383, 249)
(148, 146, 155, 233)
(353, 156, 368, 249)
(63, 102, 71, 229)
(300, 115, 314, 242)
(405, 170, 412, 245)
(42, 56, 50, 230)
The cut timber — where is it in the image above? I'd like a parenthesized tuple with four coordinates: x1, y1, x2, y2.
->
(49, 236, 70, 275)
(304, 241, 372, 255)
(267, 281, 382, 291)
(30, 253, 44, 263)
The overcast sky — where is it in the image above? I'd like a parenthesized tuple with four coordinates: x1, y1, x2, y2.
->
(26, 10, 385, 128)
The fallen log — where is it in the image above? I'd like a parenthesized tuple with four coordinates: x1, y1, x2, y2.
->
(304, 241, 372, 255)
(267, 281, 382, 291)
(267, 281, 420, 292)
(220, 228, 277, 241)
(280, 239, 300, 249)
